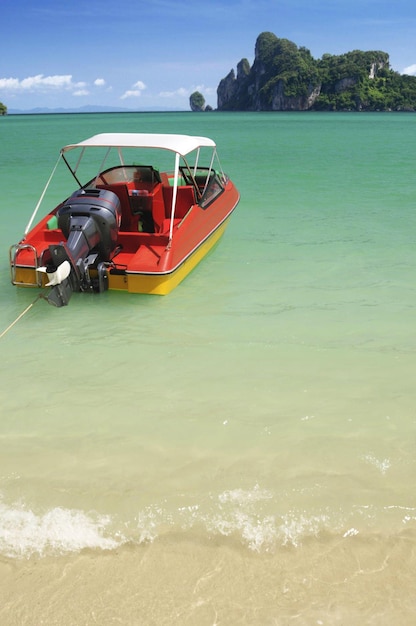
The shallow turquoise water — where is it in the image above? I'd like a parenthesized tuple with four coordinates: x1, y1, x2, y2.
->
(0, 111, 416, 623)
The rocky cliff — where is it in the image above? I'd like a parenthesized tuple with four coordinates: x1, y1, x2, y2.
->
(216, 32, 412, 112)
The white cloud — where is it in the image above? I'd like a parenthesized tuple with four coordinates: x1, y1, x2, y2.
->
(402, 64, 416, 76)
(120, 80, 146, 99)
(159, 87, 188, 98)
(194, 84, 216, 96)
(120, 90, 141, 100)
(0, 77, 20, 89)
(73, 89, 90, 97)
(159, 84, 215, 100)
(94, 78, 106, 87)
(0, 74, 86, 93)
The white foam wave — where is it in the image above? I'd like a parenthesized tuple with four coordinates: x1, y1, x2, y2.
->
(0, 501, 123, 559)
(208, 510, 277, 552)
(361, 453, 391, 475)
(277, 512, 332, 547)
(218, 484, 273, 505)
(211, 485, 278, 551)
(131, 486, 333, 552)
(2, 486, 415, 559)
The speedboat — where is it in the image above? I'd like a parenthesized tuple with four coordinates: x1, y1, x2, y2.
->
(9, 133, 240, 306)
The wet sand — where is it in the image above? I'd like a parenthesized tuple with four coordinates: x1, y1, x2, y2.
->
(1, 531, 415, 625)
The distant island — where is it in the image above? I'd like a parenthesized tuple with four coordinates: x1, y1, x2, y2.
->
(215, 32, 416, 112)
(191, 31, 416, 112)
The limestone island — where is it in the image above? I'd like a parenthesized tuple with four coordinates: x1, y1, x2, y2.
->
(209, 32, 416, 112)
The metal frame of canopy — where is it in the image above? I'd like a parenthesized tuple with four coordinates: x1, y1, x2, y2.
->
(24, 133, 225, 245)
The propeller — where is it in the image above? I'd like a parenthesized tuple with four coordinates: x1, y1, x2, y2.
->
(36, 260, 71, 286)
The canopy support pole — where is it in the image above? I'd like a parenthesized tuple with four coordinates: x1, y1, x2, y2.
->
(168, 152, 180, 245)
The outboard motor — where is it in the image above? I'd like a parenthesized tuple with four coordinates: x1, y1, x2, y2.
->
(39, 188, 121, 306)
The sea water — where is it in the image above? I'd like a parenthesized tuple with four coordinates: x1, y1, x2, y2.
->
(0, 111, 416, 624)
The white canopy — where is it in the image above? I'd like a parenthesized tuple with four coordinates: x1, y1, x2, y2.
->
(61, 133, 216, 157)
(25, 132, 220, 238)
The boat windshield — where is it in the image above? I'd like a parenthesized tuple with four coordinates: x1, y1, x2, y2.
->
(179, 166, 226, 208)
(199, 173, 227, 208)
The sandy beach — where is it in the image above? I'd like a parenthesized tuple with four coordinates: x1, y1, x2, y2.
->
(1, 530, 416, 625)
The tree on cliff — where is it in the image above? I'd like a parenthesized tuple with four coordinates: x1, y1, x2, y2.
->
(218, 32, 320, 111)
(255, 33, 319, 107)
(189, 91, 206, 111)
(0, 102, 7, 115)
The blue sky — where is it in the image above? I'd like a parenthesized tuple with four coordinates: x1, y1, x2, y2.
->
(1, 0, 416, 111)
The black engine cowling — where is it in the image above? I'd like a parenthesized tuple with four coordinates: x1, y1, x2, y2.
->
(43, 188, 121, 306)
(57, 187, 121, 259)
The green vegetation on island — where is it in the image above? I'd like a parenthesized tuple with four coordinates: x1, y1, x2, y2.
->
(189, 91, 213, 112)
(0, 102, 7, 115)
(217, 32, 416, 112)
(189, 91, 206, 111)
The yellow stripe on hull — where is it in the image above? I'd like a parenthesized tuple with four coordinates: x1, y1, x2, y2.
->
(110, 218, 229, 294)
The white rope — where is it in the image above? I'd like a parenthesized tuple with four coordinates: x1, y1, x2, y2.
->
(0, 295, 43, 340)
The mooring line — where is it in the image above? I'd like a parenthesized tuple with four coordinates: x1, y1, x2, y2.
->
(0, 294, 44, 340)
